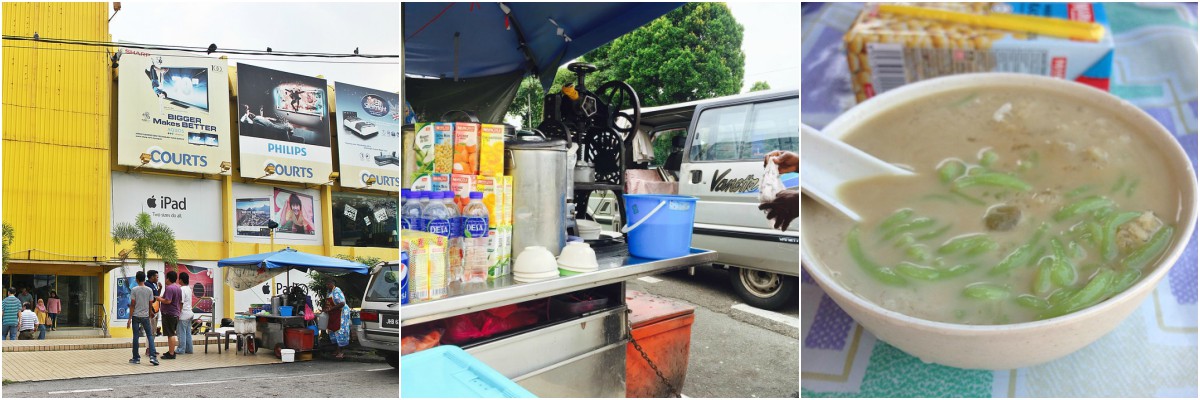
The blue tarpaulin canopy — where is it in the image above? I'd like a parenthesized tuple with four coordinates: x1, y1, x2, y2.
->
(217, 247, 370, 275)
(404, 2, 682, 91)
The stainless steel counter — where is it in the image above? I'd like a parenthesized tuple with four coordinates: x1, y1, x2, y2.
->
(400, 246, 717, 326)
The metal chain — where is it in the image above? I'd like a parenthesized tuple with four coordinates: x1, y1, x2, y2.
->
(626, 310, 681, 398)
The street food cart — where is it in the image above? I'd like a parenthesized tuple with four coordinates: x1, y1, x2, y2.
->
(402, 3, 719, 397)
(218, 247, 370, 358)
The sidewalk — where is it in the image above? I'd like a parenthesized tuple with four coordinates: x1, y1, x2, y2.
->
(2, 336, 221, 352)
(3, 347, 281, 382)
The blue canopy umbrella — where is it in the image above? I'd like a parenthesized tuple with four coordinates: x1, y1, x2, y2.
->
(218, 248, 370, 292)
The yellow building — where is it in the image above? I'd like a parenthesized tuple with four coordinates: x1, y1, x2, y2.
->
(2, 3, 397, 338)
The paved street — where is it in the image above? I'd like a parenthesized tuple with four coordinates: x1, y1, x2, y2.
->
(629, 266, 799, 398)
(2, 360, 397, 398)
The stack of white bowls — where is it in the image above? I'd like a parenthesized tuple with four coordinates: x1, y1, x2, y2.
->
(557, 242, 598, 276)
(575, 219, 603, 240)
(513, 246, 560, 283)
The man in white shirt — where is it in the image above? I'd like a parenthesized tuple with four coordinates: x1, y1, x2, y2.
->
(18, 303, 37, 340)
(175, 272, 194, 354)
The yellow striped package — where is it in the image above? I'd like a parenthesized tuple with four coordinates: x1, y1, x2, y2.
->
(501, 176, 513, 226)
(476, 175, 504, 229)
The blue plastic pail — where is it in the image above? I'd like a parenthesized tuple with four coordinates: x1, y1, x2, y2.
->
(621, 194, 698, 259)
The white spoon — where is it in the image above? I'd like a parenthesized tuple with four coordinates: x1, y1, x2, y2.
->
(801, 124, 915, 222)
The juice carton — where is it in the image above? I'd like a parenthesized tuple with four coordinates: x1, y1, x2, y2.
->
(449, 174, 476, 212)
(432, 123, 456, 174)
(453, 122, 480, 175)
(412, 172, 451, 193)
(486, 227, 503, 279)
(404, 122, 446, 189)
(401, 230, 448, 302)
(499, 226, 513, 274)
(501, 176, 514, 227)
(476, 176, 501, 229)
(478, 124, 506, 176)
(844, 3, 1114, 102)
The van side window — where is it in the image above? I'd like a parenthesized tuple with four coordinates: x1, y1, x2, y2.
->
(690, 104, 752, 162)
(744, 97, 799, 159)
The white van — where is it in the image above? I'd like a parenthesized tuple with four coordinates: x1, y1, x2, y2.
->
(357, 261, 400, 368)
(602, 89, 800, 309)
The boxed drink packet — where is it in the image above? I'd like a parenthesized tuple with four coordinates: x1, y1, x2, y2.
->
(478, 124, 507, 176)
(412, 172, 451, 193)
(432, 122, 456, 174)
(453, 122, 480, 175)
(844, 3, 1113, 102)
(403, 122, 447, 189)
(402, 230, 448, 302)
(476, 176, 503, 229)
(486, 226, 513, 279)
(501, 176, 513, 227)
(449, 174, 476, 212)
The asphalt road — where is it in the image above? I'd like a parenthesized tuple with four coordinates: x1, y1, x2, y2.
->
(2, 360, 397, 398)
(628, 266, 799, 398)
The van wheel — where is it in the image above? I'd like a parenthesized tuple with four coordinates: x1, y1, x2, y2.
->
(386, 352, 399, 369)
(729, 267, 798, 311)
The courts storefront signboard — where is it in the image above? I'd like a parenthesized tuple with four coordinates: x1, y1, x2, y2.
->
(116, 49, 232, 174)
(111, 172, 222, 242)
(235, 64, 333, 184)
(334, 82, 400, 191)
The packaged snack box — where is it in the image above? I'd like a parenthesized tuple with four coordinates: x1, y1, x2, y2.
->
(432, 122, 456, 174)
(402, 230, 448, 302)
(478, 124, 506, 176)
(453, 122, 480, 175)
(844, 3, 1113, 102)
(449, 174, 476, 212)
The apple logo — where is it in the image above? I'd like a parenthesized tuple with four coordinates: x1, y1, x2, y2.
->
(146, 196, 157, 209)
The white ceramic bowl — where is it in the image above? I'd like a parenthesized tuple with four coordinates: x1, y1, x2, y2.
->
(514, 246, 559, 277)
(558, 242, 599, 271)
(801, 73, 1198, 369)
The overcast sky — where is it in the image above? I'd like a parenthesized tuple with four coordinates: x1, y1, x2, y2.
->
(727, 2, 800, 92)
(109, 2, 400, 92)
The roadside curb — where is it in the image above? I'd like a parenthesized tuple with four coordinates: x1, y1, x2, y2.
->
(730, 303, 800, 339)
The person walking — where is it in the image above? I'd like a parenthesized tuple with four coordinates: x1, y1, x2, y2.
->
(145, 270, 161, 355)
(324, 279, 351, 360)
(175, 272, 194, 355)
(127, 271, 158, 365)
(46, 291, 60, 331)
(157, 271, 182, 360)
(2, 289, 21, 340)
(17, 287, 33, 309)
(18, 302, 37, 340)
(35, 299, 49, 340)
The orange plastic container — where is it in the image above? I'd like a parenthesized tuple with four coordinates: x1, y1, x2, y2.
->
(625, 290, 695, 398)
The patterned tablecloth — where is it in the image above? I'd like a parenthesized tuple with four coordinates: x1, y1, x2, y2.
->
(801, 3, 1198, 397)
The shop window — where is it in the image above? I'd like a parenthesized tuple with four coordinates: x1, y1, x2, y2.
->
(332, 192, 398, 248)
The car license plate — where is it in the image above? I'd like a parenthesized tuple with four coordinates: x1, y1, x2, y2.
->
(382, 313, 399, 329)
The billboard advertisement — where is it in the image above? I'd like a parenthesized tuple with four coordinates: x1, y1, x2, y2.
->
(112, 261, 216, 324)
(231, 182, 322, 244)
(112, 172, 222, 242)
(117, 49, 231, 174)
(235, 63, 332, 184)
(334, 82, 400, 191)
(332, 192, 398, 248)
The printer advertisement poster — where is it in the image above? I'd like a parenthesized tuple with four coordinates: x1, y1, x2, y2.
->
(235, 63, 332, 184)
(116, 48, 231, 174)
(334, 81, 400, 191)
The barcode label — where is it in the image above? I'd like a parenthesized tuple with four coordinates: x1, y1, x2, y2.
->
(867, 43, 908, 94)
(994, 49, 1048, 75)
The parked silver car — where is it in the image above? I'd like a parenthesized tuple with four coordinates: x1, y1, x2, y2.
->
(356, 261, 400, 368)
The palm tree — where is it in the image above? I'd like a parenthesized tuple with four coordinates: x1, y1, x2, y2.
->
(111, 212, 179, 273)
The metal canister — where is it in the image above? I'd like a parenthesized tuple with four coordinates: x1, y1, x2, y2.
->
(505, 133, 569, 256)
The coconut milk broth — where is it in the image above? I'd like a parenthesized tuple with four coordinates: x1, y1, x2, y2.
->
(803, 87, 1181, 324)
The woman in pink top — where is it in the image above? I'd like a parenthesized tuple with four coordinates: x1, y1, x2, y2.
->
(46, 291, 61, 331)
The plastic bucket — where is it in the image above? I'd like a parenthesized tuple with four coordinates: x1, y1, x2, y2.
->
(622, 195, 698, 259)
(279, 306, 294, 317)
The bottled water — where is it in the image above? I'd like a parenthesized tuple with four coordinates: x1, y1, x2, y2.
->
(422, 192, 452, 238)
(400, 189, 414, 230)
(462, 192, 490, 282)
(442, 191, 463, 282)
(402, 191, 427, 231)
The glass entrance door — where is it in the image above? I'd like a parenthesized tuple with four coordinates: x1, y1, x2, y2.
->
(58, 276, 98, 327)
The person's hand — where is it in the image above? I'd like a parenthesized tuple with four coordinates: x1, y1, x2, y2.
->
(758, 190, 799, 231)
(764, 151, 799, 174)
(126, 320, 131, 329)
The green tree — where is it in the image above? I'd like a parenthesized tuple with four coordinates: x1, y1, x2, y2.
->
(111, 212, 179, 273)
(749, 81, 771, 92)
(581, 3, 745, 107)
(2, 223, 13, 274)
(309, 255, 382, 310)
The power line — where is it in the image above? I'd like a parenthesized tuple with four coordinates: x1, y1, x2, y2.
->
(2, 35, 399, 58)
(1, 45, 400, 65)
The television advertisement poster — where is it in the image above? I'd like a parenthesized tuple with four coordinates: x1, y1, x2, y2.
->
(334, 82, 400, 191)
(235, 63, 332, 184)
(116, 48, 231, 174)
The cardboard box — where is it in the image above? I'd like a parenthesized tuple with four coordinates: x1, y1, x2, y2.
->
(844, 3, 1114, 102)
(432, 123, 456, 174)
(449, 174, 476, 213)
(476, 176, 502, 229)
(404, 122, 446, 190)
(402, 230, 448, 302)
(453, 122, 480, 175)
(478, 124, 506, 176)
